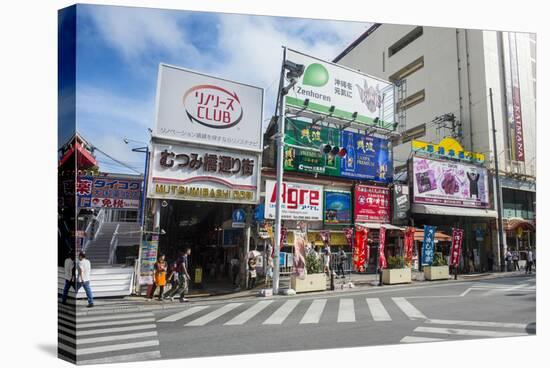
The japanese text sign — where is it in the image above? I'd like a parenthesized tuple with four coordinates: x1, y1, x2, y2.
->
(354, 185, 390, 223)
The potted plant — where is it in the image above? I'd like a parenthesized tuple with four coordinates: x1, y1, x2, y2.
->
(424, 252, 450, 280)
(291, 252, 327, 293)
(382, 256, 412, 285)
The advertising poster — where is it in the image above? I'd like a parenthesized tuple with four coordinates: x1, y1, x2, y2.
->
(412, 156, 489, 209)
(422, 225, 436, 266)
(76, 175, 93, 208)
(284, 119, 392, 183)
(293, 230, 307, 279)
(284, 49, 395, 130)
(393, 184, 410, 224)
(77, 175, 142, 209)
(354, 185, 390, 223)
(153, 64, 264, 152)
(264, 180, 323, 220)
(139, 239, 159, 285)
(324, 190, 352, 225)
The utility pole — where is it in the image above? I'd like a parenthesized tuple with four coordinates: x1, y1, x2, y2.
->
(272, 47, 287, 295)
(489, 88, 506, 272)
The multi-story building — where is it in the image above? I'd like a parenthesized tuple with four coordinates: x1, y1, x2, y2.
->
(334, 24, 536, 269)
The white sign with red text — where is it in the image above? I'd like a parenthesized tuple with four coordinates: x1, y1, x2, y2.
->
(153, 64, 264, 152)
(264, 180, 323, 221)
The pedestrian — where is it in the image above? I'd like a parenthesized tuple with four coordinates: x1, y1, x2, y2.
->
(61, 252, 75, 305)
(148, 254, 167, 301)
(323, 241, 331, 275)
(533, 249, 536, 270)
(487, 251, 494, 272)
(165, 248, 192, 302)
(231, 254, 240, 287)
(247, 257, 257, 289)
(512, 250, 520, 271)
(505, 250, 512, 272)
(526, 248, 533, 274)
(165, 261, 179, 296)
(75, 251, 94, 308)
(336, 248, 347, 278)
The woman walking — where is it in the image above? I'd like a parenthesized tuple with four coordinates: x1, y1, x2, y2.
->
(148, 254, 168, 301)
(247, 257, 257, 289)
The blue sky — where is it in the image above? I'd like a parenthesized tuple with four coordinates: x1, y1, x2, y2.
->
(70, 4, 371, 174)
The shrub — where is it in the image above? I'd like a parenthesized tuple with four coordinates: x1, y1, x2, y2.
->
(387, 255, 405, 269)
(432, 252, 448, 266)
(306, 252, 323, 274)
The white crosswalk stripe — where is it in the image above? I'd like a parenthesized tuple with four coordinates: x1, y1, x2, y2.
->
(426, 319, 528, 329)
(337, 299, 355, 322)
(263, 300, 300, 325)
(58, 307, 161, 364)
(225, 301, 274, 325)
(414, 326, 528, 338)
(185, 303, 243, 326)
(392, 297, 427, 320)
(300, 299, 327, 324)
(366, 298, 392, 321)
(400, 336, 444, 343)
(157, 306, 209, 323)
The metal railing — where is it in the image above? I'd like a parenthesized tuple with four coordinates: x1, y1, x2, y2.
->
(83, 208, 106, 252)
(491, 149, 536, 178)
(107, 223, 120, 265)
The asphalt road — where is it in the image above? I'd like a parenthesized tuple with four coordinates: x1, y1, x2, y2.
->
(60, 274, 536, 364)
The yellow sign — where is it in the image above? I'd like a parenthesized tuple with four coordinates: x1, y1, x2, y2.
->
(154, 184, 255, 202)
(194, 267, 202, 284)
(516, 227, 524, 237)
(412, 137, 485, 163)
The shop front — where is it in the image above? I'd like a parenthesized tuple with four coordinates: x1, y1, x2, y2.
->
(139, 63, 263, 293)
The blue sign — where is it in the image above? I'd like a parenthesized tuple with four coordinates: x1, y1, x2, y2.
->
(254, 204, 265, 222)
(324, 191, 352, 225)
(232, 209, 246, 228)
(340, 131, 392, 183)
(422, 225, 436, 265)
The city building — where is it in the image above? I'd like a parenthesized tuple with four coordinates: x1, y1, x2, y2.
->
(334, 24, 536, 269)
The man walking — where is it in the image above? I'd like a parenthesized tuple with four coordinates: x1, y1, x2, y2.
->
(61, 252, 75, 305)
(526, 247, 533, 274)
(75, 251, 94, 308)
(166, 249, 192, 302)
(336, 248, 347, 278)
(512, 250, 520, 271)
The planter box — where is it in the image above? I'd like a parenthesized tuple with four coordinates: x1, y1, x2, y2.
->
(382, 268, 411, 285)
(291, 273, 327, 293)
(424, 265, 450, 280)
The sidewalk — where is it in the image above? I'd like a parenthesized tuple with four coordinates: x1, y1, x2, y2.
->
(64, 270, 534, 315)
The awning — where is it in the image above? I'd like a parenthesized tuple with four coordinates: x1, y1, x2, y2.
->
(413, 229, 452, 242)
(412, 204, 497, 218)
(503, 218, 535, 232)
(355, 223, 405, 231)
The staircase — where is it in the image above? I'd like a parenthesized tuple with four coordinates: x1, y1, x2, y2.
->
(84, 222, 141, 265)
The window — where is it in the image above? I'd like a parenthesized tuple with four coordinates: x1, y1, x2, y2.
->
(389, 56, 424, 82)
(401, 123, 426, 143)
(397, 89, 425, 111)
(388, 26, 423, 57)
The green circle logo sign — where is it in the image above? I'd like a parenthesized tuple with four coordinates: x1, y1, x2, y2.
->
(302, 63, 329, 87)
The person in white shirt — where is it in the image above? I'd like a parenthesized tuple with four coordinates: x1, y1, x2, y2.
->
(61, 253, 75, 305)
(75, 251, 94, 307)
(525, 248, 534, 275)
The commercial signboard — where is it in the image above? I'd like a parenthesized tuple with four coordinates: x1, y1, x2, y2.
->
(139, 237, 159, 285)
(412, 137, 485, 164)
(393, 184, 410, 224)
(324, 190, 352, 225)
(264, 180, 323, 221)
(285, 49, 395, 130)
(412, 156, 490, 209)
(153, 64, 264, 152)
(148, 142, 260, 204)
(354, 185, 390, 223)
(284, 119, 392, 183)
(422, 225, 436, 265)
(77, 175, 142, 209)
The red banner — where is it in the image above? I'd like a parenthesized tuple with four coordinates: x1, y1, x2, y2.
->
(353, 226, 368, 272)
(379, 226, 387, 269)
(404, 227, 415, 267)
(450, 228, 464, 267)
(354, 185, 390, 223)
(343, 227, 354, 248)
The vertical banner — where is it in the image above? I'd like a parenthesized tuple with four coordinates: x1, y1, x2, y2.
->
(508, 33, 525, 162)
(293, 230, 307, 279)
(404, 227, 415, 267)
(353, 226, 368, 272)
(450, 228, 464, 267)
(379, 226, 387, 269)
(343, 227, 354, 248)
(280, 227, 288, 250)
(422, 225, 436, 265)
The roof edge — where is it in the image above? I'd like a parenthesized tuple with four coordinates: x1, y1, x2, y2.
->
(333, 23, 382, 63)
